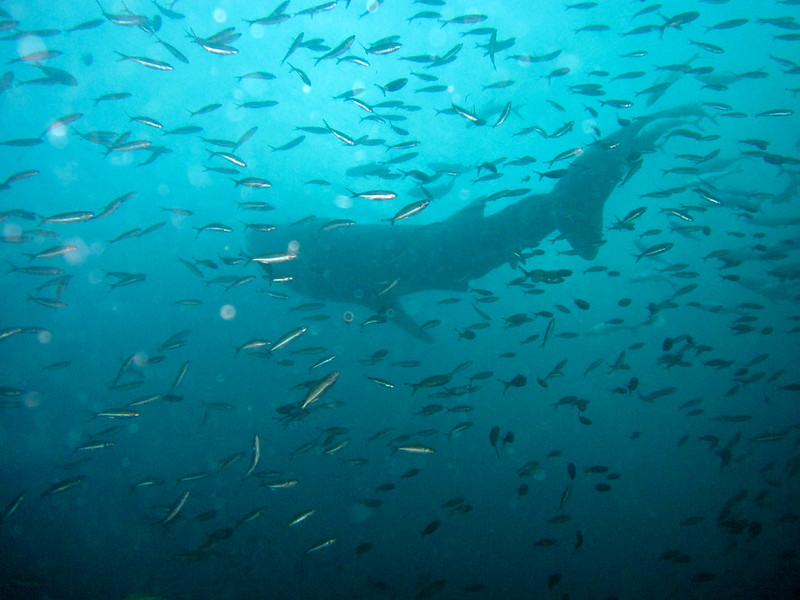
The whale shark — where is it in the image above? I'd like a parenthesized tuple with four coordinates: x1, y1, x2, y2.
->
(248, 105, 706, 341)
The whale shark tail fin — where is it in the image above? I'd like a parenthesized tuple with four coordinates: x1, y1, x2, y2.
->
(553, 105, 709, 261)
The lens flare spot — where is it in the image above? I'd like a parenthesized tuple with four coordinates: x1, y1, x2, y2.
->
(23, 392, 42, 408)
(335, 195, 353, 209)
(220, 304, 236, 320)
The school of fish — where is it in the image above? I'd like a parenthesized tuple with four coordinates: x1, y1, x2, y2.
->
(1, 0, 800, 599)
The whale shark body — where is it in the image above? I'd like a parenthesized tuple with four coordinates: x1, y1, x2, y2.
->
(248, 106, 705, 341)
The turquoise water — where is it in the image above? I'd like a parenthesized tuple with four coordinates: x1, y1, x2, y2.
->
(1, 1, 799, 599)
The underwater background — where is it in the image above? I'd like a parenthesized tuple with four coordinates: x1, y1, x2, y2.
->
(0, 0, 799, 599)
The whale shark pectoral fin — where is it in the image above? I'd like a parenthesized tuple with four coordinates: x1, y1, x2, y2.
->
(386, 301, 434, 344)
(555, 192, 607, 261)
(466, 195, 487, 212)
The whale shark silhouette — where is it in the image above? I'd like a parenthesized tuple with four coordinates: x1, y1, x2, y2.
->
(248, 105, 705, 341)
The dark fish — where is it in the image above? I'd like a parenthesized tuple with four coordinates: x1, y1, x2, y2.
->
(661, 11, 700, 36)
(489, 426, 500, 457)
(440, 14, 486, 27)
(421, 519, 440, 536)
(156, 38, 189, 63)
(498, 374, 526, 394)
(355, 542, 373, 555)
(376, 77, 408, 95)
(93, 92, 131, 104)
(547, 573, 561, 590)
(68, 18, 105, 32)
(315, 35, 354, 64)
(0, 138, 44, 147)
(416, 580, 445, 599)
(548, 514, 572, 524)
(165, 126, 202, 135)
(585, 465, 609, 474)
(407, 373, 451, 394)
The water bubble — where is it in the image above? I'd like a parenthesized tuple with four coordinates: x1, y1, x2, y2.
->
(335, 194, 353, 209)
(25, 391, 42, 409)
(364, 0, 380, 15)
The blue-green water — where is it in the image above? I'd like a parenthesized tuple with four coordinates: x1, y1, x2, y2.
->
(1, 1, 799, 599)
